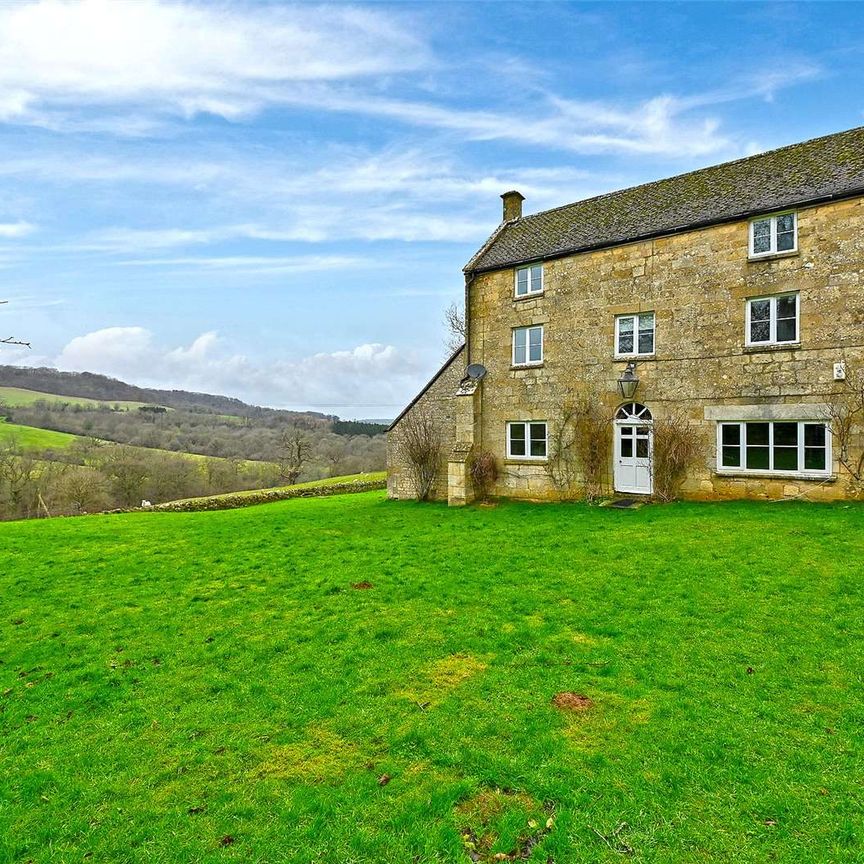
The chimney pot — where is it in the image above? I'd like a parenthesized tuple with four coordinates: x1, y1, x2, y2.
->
(501, 190, 525, 222)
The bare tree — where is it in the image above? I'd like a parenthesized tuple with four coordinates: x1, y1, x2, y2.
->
(397, 405, 442, 500)
(277, 426, 312, 485)
(0, 300, 30, 348)
(443, 302, 466, 354)
(0, 441, 39, 517)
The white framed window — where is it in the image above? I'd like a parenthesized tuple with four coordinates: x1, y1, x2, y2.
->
(717, 421, 830, 475)
(512, 325, 543, 366)
(749, 212, 797, 258)
(507, 421, 547, 460)
(746, 293, 799, 345)
(615, 312, 655, 356)
(515, 263, 543, 298)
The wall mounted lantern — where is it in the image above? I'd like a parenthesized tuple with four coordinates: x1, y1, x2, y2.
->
(617, 362, 639, 400)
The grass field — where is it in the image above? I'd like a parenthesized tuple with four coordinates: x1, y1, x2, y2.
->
(0, 419, 276, 474)
(0, 385, 153, 411)
(0, 419, 78, 449)
(2, 494, 863, 862)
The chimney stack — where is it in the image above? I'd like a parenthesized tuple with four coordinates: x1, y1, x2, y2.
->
(501, 190, 525, 222)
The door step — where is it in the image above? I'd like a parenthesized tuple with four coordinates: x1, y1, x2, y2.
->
(602, 498, 648, 510)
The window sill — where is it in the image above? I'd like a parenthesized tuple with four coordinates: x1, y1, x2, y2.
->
(747, 250, 799, 263)
(510, 363, 544, 371)
(743, 342, 801, 353)
(715, 470, 836, 483)
(614, 353, 655, 361)
(504, 458, 548, 465)
(513, 293, 544, 304)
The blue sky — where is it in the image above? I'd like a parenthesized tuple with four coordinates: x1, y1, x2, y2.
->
(0, 1, 861, 417)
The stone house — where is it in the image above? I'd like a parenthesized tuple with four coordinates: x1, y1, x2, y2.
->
(387, 126, 864, 503)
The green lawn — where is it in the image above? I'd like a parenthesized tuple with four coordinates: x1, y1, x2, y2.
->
(2, 494, 863, 862)
(0, 385, 153, 411)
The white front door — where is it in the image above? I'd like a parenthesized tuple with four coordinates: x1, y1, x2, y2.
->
(614, 423, 653, 494)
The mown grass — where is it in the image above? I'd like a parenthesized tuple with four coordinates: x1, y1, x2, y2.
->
(0, 386, 152, 411)
(2, 493, 863, 862)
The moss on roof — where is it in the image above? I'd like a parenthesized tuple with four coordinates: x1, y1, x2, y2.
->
(466, 125, 864, 273)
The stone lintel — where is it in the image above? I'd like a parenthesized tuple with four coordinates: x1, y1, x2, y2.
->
(703, 403, 829, 421)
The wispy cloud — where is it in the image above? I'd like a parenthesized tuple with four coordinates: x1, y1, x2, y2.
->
(0, 0, 428, 129)
(114, 253, 378, 275)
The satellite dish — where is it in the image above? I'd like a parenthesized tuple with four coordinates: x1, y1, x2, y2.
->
(465, 363, 487, 381)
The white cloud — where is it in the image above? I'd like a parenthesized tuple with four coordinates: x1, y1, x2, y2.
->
(114, 253, 379, 275)
(0, 0, 427, 125)
(54, 326, 426, 412)
(0, 221, 36, 238)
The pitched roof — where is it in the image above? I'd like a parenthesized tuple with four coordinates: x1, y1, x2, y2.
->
(387, 343, 464, 432)
(466, 125, 864, 273)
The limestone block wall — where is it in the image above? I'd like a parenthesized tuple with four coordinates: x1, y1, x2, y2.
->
(386, 347, 465, 501)
(466, 195, 864, 501)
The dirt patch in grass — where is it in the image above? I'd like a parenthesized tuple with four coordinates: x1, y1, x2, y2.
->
(400, 653, 488, 707)
(351, 581, 374, 589)
(561, 693, 653, 752)
(256, 726, 366, 783)
(552, 692, 594, 712)
(455, 787, 554, 862)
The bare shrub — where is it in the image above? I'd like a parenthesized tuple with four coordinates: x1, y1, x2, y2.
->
(822, 368, 864, 493)
(651, 413, 705, 502)
(397, 406, 442, 500)
(469, 450, 499, 501)
(572, 398, 613, 502)
(548, 390, 612, 501)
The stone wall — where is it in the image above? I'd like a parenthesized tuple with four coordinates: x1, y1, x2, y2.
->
(387, 346, 465, 500)
(465, 195, 864, 501)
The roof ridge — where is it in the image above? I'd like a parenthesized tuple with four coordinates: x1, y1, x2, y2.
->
(515, 124, 864, 225)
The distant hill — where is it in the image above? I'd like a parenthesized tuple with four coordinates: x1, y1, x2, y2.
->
(0, 365, 331, 422)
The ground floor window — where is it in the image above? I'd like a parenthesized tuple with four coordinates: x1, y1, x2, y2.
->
(507, 421, 547, 459)
(717, 421, 830, 475)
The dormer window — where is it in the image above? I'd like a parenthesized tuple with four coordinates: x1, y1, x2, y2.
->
(515, 263, 543, 297)
(749, 212, 797, 258)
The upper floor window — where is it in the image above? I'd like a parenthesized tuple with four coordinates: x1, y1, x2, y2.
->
(512, 325, 543, 366)
(507, 421, 547, 460)
(615, 312, 655, 356)
(515, 263, 543, 297)
(746, 293, 798, 346)
(749, 212, 797, 258)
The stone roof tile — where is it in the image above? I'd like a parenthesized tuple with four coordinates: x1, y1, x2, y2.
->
(466, 126, 864, 273)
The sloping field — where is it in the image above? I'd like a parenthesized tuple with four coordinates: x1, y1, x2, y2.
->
(0, 385, 154, 411)
(0, 419, 275, 472)
(2, 494, 862, 862)
(0, 419, 78, 449)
